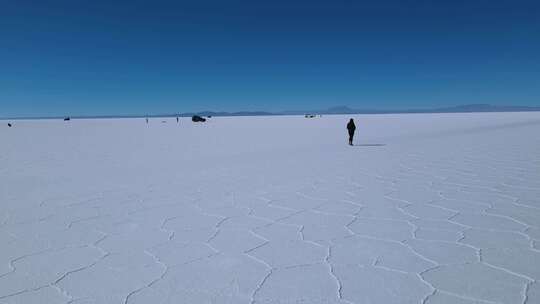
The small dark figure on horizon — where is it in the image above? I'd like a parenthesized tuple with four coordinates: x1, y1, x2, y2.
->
(347, 118, 356, 146)
(8, 123, 12, 127)
(192, 115, 206, 122)
(146, 117, 149, 124)
(176, 116, 179, 123)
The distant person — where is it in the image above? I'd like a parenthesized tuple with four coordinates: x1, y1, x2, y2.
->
(176, 116, 179, 123)
(146, 117, 149, 124)
(347, 118, 356, 146)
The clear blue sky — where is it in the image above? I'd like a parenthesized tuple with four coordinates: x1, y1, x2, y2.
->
(1, 0, 539, 117)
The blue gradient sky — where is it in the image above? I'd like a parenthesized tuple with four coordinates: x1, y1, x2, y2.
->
(1, 0, 539, 117)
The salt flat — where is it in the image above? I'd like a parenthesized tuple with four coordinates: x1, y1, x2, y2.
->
(1, 112, 540, 304)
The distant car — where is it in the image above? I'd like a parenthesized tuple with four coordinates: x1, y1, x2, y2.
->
(304, 114, 316, 118)
(64, 117, 71, 121)
(207, 116, 212, 118)
(192, 115, 206, 122)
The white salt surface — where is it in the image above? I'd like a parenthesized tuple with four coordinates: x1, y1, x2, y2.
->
(1, 112, 540, 303)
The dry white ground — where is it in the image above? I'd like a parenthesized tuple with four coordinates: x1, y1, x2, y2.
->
(1, 113, 540, 304)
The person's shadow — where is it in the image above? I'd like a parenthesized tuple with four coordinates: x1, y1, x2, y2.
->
(353, 144, 386, 147)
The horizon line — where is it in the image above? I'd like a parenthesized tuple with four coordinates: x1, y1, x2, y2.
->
(2, 104, 540, 120)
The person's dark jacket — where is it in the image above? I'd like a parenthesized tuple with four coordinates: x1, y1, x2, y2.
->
(347, 120, 356, 134)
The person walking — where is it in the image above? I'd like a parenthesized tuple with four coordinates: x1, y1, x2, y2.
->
(347, 118, 356, 146)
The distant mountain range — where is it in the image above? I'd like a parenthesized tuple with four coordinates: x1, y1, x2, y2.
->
(2, 104, 540, 120)
(185, 104, 540, 117)
(286, 104, 540, 115)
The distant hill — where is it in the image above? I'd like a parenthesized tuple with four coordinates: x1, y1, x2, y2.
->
(429, 104, 540, 113)
(305, 104, 540, 115)
(182, 111, 275, 117)
(2, 104, 539, 120)
(321, 106, 359, 114)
